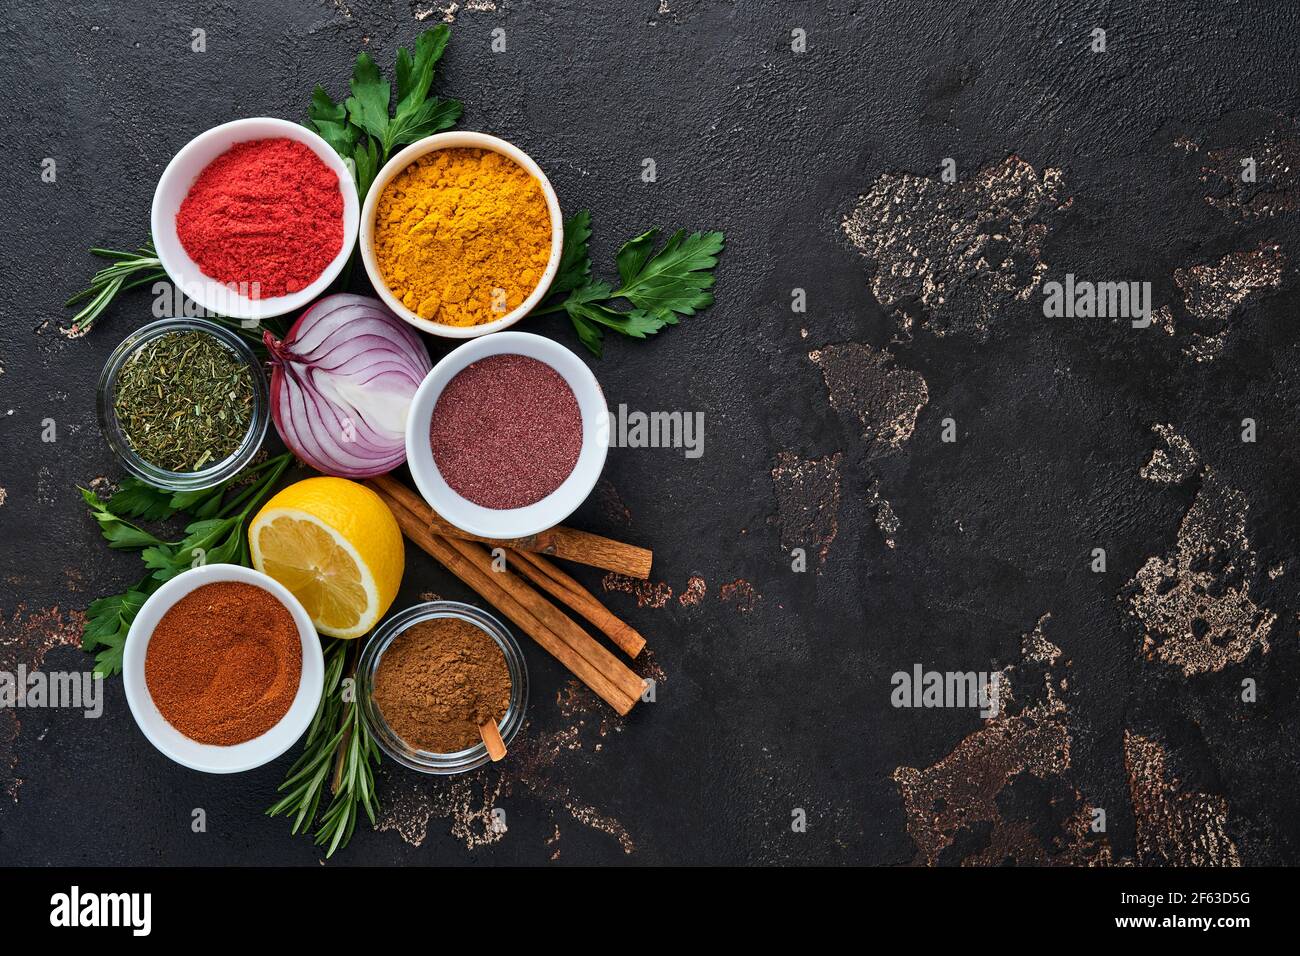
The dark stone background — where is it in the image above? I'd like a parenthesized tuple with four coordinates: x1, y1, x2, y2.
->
(2, 0, 1299, 865)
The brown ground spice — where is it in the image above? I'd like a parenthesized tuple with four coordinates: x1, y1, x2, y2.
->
(373, 617, 512, 753)
(145, 581, 302, 745)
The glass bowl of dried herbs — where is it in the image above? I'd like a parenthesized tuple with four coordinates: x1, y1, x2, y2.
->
(358, 600, 529, 775)
(97, 317, 269, 490)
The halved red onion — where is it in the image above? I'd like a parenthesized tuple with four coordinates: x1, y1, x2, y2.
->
(265, 294, 432, 478)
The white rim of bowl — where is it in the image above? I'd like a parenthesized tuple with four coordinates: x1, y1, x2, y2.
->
(122, 564, 325, 774)
(150, 117, 360, 321)
(405, 331, 609, 539)
(358, 131, 564, 338)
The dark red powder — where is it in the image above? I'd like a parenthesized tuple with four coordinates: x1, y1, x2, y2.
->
(176, 137, 343, 299)
(430, 354, 583, 509)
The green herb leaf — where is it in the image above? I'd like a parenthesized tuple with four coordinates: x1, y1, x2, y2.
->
(306, 27, 460, 209)
(64, 242, 166, 335)
(307, 86, 358, 157)
(353, 138, 380, 206)
(394, 25, 450, 117)
(568, 313, 605, 357)
(532, 213, 724, 356)
(550, 210, 594, 297)
(167, 484, 226, 519)
(79, 487, 166, 550)
(613, 228, 725, 319)
(92, 640, 127, 679)
(107, 478, 179, 522)
(344, 52, 391, 144)
(388, 97, 462, 151)
(83, 586, 150, 677)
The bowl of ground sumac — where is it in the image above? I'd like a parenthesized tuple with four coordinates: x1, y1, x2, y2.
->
(151, 117, 359, 322)
(122, 563, 325, 773)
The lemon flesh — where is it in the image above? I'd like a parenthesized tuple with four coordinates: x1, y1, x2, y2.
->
(249, 478, 404, 639)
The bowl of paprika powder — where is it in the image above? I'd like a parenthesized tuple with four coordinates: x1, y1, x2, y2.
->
(151, 117, 359, 322)
(122, 563, 325, 773)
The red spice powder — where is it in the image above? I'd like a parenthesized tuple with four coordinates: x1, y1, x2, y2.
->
(429, 354, 582, 509)
(145, 581, 302, 746)
(176, 137, 343, 298)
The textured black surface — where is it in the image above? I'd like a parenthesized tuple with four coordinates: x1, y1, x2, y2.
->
(3, 1, 1300, 865)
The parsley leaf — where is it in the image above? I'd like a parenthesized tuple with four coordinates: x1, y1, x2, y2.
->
(550, 209, 593, 296)
(389, 27, 458, 150)
(83, 587, 149, 678)
(353, 139, 380, 208)
(534, 213, 724, 357)
(307, 26, 461, 206)
(79, 487, 166, 550)
(106, 478, 179, 522)
(307, 86, 358, 158)
(614, 228, 725, 318)
(344, 52, 391, 143)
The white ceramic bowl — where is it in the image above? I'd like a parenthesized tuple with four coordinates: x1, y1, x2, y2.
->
(151, 117, 360, 321)
(122, 563, 325, 773)
(406, 331, 609, 538)
(359, 131, 564, 338)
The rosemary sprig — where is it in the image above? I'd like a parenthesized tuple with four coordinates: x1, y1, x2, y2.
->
(65, 242, 167, 335)
(268, 639, 380, 857)
(65, 239, 288, 350)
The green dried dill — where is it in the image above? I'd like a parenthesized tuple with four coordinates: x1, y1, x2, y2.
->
(113, 330, 255, 472)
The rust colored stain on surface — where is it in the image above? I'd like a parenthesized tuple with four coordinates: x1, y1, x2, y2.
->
(1123, 731, 1241, 866)
(842, 155, 1071, 340)
(808, 343, 928, 458)
(1125, 468, 1275, 676)
(601, 572, 673, 609)
(892, 615, 1112, 866)
(1139, 424, 1200, 485)
(1174, 243, 1285, 362)
(0, 605, 83, 800)
(375, 663, 664, 855)
(719, 579, 759, 613)
(865, 478, 900, 549)
(1185, 121, 1300, 220)
(770, 450, 841, 568)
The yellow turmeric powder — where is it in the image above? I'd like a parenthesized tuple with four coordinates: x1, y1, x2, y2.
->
(373, 147, 552, 327)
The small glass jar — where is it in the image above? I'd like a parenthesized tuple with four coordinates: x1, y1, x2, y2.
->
(358, 601, 529, 774)
(96, 317, 269, 491)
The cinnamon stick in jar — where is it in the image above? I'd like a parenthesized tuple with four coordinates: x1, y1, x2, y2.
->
(369, 480, 640, 715)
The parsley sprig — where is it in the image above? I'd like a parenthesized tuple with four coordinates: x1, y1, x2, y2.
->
(533, 211, 725, 357)
(307, 25, 461, 204)
(79, 453, 291, 676)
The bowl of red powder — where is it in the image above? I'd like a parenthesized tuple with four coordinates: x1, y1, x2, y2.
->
(151, 117, 359, 321)
(122, 563, 325, 773)
(406, 331, 610, 539)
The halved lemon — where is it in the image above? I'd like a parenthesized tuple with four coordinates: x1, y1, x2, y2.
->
(249, 477, 404, 638)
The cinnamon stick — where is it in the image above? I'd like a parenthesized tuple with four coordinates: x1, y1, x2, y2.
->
(370, 482, 639, 715)
(442, 536, 648, 706)
(370, 473, 653, 579)
(509, 549, 646, 659)
(479, 718, 507, 762)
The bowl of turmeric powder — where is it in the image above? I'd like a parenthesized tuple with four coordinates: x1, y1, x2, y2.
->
(360, 131, 564, 337)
